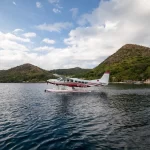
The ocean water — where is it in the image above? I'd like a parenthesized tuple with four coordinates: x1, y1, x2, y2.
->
(0, 83, 150, 150)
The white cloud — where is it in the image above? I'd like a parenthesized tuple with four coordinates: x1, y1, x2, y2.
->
(36, 22, 73, 32)
(0, 40, 28, 51)
(34, 46, 54, 51)
(70, 8, 78, 19)
(43, 38, 55, 44)
(13, 29, 24, 34)
(23, 32, 36, 38)
(0, 32, 31, 69)
(49, 0, 62, 14)
(13, 1, 16, 5)
(48, 0, 59, 4)
(53, 8, 61, 13)
(0, 32, 30, 43)
(0, 50, 37, 70)
(36, 2, 42, 8)
(0, 32, 29, 53)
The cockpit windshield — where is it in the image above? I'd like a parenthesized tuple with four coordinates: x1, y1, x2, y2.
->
(57, 77, 64, 81)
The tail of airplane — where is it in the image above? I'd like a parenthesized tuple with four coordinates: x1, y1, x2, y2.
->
(99, 71, 110, 85)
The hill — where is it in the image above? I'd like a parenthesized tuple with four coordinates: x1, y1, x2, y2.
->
(83, 44, 150, 81)
(0, 63, 54, 83)
(0, 64, 91, 83)
(50, 67, 91, 77)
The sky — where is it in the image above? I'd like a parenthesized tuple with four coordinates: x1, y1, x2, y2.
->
(0, 0, 150, 70)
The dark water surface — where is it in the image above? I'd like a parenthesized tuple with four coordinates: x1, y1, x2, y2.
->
(0, 83, 150, 150)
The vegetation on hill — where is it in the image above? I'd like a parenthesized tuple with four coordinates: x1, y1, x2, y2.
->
(0, 64, 91, 83)
(83, 44, 150, 81)
(0, 63, 54, 83)
(50, 67, 91, 77)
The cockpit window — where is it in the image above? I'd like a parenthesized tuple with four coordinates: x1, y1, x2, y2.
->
(58, 77, 63, 81)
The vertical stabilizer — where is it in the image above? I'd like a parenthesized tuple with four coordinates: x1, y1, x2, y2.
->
(99, 71, 110, 85)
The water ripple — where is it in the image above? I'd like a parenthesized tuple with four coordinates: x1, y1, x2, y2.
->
(0, 83, 150, 150)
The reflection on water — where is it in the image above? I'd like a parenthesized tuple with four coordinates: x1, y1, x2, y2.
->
(0, 83, 150, 150)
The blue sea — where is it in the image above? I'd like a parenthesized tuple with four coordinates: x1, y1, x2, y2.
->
(0, 83, 150, 150)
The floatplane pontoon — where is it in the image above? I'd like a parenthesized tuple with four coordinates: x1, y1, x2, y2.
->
(45, 71, 110, 93)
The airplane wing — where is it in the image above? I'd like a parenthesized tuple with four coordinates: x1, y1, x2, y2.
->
(53, 74, 61, 77)
(53, 74, 69, 81)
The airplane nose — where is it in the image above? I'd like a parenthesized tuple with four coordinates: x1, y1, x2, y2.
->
(47, 79, 56, 83)
(47, 79, 52, 82)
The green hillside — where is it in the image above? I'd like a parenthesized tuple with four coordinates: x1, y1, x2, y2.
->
(0, 63, 54, 83)
(0, 64, 91, 83)
(83, 44, 150, 81)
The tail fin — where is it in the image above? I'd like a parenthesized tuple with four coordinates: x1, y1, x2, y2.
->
(99, 71, 110, 85)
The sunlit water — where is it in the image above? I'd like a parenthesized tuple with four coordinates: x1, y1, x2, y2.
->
(0, 83, 150, 150)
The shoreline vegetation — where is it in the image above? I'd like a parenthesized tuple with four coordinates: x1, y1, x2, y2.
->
(0, 44, 150, 83)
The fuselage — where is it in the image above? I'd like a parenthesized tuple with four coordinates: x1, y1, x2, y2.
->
(47, 77, 105, 87)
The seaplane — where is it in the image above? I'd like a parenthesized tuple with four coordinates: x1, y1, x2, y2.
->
(45, 71, 110, 93)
